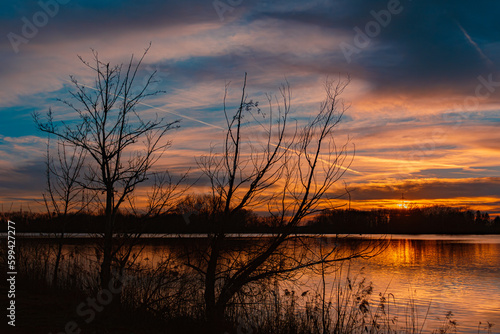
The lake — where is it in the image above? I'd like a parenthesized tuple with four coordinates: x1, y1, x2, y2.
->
(344, 235, 500, 333)
(13, 234, 500, 333)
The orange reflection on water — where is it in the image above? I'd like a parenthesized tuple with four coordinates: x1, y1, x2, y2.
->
(348, 236, 500, 333)
(24, 235, 500, 334)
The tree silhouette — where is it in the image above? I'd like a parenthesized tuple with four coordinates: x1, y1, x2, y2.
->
(190, 74, 381, 328)
(34, 45, 178, 288)
(42, 137, 91, 286)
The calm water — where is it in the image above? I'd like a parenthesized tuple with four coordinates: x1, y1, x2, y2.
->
(15, 234, 500, 333)
(138, 234, 500, 333)
(344, 235, 500, 333)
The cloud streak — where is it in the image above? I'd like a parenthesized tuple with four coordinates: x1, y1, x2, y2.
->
(1, 0, 500, 214)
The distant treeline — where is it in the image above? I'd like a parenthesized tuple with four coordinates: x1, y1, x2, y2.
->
(1, 206, 499, 234)
(308, 206, 500, 234)
(0, 209, 258, 234)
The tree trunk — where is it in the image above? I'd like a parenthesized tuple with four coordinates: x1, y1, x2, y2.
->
(204, 242, 218, 312)
(52, 232, 64, 287)
(206, 303, 226, 332)
(100, 190, 114, 289)
(205, 235, 225, 329)
(100, 231, 113, 289)
(53, 216, 67, 287)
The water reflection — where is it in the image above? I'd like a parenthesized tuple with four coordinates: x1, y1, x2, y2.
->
(350, 237, 500, 333)
(14, 235, 500, 333)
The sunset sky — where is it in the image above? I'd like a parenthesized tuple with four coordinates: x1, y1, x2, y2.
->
(1, 0, 500, 215)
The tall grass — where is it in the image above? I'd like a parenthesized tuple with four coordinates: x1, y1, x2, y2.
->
(220, 267, 451, 334)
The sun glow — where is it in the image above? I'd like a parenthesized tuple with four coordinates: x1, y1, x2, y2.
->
(397, 202, 409, 209)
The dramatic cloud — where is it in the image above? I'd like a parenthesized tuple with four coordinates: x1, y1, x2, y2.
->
(1, 0, 499, 214)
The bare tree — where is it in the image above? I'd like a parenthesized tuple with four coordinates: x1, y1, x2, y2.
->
(142, 170, 191, 218)
(111, 169, 191, 279)
(34, 45, 178, 289)
(191, 74, 382, 328)
(42, 137, 89, 286)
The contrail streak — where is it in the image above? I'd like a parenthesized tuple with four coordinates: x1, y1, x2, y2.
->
(61, 78, 361, 174)
(454, 20, 494, 67)
(62, 78, 224, 130)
